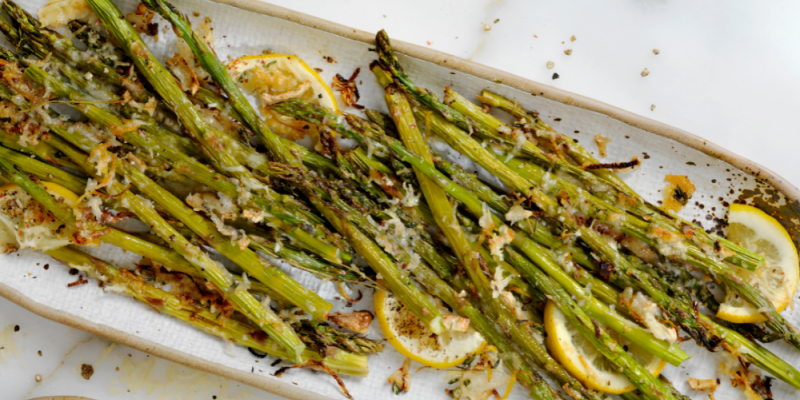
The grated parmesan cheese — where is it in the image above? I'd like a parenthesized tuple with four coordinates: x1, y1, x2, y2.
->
(505, 204, 533, 226)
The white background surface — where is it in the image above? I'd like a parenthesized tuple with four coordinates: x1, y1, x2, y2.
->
(2, 0, 800, 399)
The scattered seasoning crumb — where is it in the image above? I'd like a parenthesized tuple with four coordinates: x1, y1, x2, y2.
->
(653, 49, 660, 55)
(192, 12, 199, 17)
(546, 61, 555, 69)
(564, 49, 572, 55)
(553, 118, 562, 122)
(38, 350, 42, 356)
(116, 367, 120, 371)
(426, 41, 432, 45)
(322, 55, 337, 63)
(35, 374, 42, 383)
(643, 152, 650, 159)
(570, 35, 576, 42)
(69, 268, 79, 275)
(494, 19, 500, 23)
(641, 68, 650, 77)
(662, 175, 696, 212)
(14, 325, 19, 332)
(43, 264, 49, 270)
(594, 134, 611, 158)
(651, 104, 656, 111)
(552, 72, 559, 80)
(483, 23, 491, 31)
(81, 364, 94, 380)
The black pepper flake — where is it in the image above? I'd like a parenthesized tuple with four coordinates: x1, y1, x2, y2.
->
(553, 118, 562, 122)
(69, 268, 79, 275)
(14, 325, 19, 332)
(271, 359, 282, 367)
(642, 152, 650, 159)
(552, 73, 559, 80)
(43, 264, 49, 270)
(686, 161, 696, 166)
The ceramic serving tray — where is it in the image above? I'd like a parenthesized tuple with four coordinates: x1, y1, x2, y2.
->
(2, 0, 799, 399)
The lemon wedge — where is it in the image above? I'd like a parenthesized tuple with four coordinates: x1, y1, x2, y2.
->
(0, 182, 79, 253)
(374, 289, 485, 368)
(544, 300, 667, 394)
(227, 54, 337, 140)
(716, 203, 800, 323)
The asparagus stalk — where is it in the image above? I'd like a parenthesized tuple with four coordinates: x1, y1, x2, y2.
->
(382, 81, 588, 400)
(3, 0, 154, 104)
(272, 98, 689, 366)
(142, 0, 302, 169)
(46, 246, 368, 377)
(0, 153, 310, 361)
(94, 0, 446, 335)
(9, 59, 347, 267)
(410, 98, 800, 379)
(463, 89, 763, 271)
(409, 263, 559, 400)
(448, 89, 800, 351)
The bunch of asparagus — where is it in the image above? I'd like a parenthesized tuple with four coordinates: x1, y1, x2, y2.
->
(0, 0, 798, 398)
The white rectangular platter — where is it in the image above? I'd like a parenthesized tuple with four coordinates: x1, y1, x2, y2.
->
(2, 0, 800, 399)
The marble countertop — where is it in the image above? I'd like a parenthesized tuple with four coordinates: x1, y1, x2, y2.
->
(2, 0, 799, 399)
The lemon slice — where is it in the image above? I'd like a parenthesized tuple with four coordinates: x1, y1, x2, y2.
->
(716, 203, 800, 323)
(0, 182, 79, 253)
(227, 54, 337, 140)
(374, 289, 485, 368)
(544, 300, 667, 394)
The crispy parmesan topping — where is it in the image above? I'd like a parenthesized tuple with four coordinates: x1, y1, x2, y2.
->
(505, 204, 532, 226)
(621, 288, 677, 344)
(688, 377, 720, 396)
(186, 192, 250, 249)
(38, 0, 98, 28)
(166, 53, 200, 95)
(332, 68, 364, 109)
(0, 185, 73, 252)
(594, 134, 611, 158)
(490, 266, 514, 299)
(261, 81, 311, 105)
(388, 358, 412, 394)
(126, 3, 158, 38)
(479, 202, 495, 232)
(488, 225, 514, 262)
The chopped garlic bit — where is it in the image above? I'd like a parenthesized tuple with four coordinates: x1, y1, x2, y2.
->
(328, 311, 373, 334)
(442, 315, 471, 332)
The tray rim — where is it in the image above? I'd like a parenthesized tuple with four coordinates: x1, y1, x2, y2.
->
(2, 0, 798, 399)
